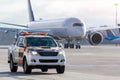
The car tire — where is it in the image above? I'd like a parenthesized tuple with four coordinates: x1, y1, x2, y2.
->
(23, 58, 32, 74)
(56, 66, 65, 74)
(10, 56, 18, 72)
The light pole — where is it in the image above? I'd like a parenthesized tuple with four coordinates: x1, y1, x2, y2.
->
(114, 3, 119, 26)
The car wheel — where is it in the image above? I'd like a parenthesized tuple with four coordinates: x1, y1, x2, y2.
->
(56, 66, 65, 74)
(10, 56, 18, 72)
(23, 58, 32, 74)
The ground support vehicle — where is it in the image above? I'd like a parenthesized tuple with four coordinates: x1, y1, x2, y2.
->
(8, 32, 66, 74)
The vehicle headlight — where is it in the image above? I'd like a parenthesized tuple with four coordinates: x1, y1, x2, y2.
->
(59, 49, 65, 54)
(31, 51, 38, 56)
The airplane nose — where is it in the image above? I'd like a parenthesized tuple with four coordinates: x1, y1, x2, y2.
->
(69, 26, 86, 38)
(76, 27, 86, 37)
(64, 17, 86, 38)
(72, 22, 86, 37)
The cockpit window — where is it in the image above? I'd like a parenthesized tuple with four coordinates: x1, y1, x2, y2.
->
(73, 23, 84, 27)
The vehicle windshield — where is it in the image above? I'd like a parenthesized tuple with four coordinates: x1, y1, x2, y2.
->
(26, 37, 57, 47)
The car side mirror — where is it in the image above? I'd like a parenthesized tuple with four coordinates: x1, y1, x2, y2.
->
(58, 43, 64, 48)
(19, 43, 25, 47)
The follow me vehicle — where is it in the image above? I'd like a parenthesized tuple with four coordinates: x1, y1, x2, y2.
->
(8, 32, 66, 74)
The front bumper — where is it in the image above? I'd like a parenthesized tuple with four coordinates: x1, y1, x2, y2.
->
(27, 54, 66, 66)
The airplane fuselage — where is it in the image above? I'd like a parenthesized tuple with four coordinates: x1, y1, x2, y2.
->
(27, 17, 86, 40)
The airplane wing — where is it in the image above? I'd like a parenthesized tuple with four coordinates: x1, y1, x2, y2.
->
(0, 22, 28, 32)
(0, 22, 28, 28)
(87, 25, 120, 32)
(0, 21, 61, 40)
(86, 25, 120, 45)
(0, 27, 27, 30)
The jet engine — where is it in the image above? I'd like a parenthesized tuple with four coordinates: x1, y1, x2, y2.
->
(87, 32, 103, 45)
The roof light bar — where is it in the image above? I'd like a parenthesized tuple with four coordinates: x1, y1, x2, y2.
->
(20, 32, 48, 36)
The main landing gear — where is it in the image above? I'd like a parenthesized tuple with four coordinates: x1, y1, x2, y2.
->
(64, 39, 81, 49)
(64, 43, 81, 49)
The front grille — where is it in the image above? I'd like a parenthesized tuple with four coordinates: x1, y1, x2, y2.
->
(39, 59, 58, 63)
(38, 52, 58, 56)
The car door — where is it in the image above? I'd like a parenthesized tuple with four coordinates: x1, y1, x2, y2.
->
(18, 37, 25, 64)
(14, 37, 24, 63)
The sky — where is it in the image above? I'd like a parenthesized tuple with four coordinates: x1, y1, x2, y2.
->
(0, 0, 120, 28)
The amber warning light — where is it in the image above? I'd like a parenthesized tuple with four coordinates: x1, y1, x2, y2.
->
(20, 32, 48, 36)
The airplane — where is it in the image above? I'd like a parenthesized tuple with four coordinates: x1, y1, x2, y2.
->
(86, 26, 120, 45)
(0, 0, 86, 49)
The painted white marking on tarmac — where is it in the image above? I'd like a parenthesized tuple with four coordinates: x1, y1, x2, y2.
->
(67, 64, 120, 67)
(68, 53, 94, 56)
(0, 74, 9, 77)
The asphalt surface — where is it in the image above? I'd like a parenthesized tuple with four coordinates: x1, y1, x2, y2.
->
(0, 46, 120, 80)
